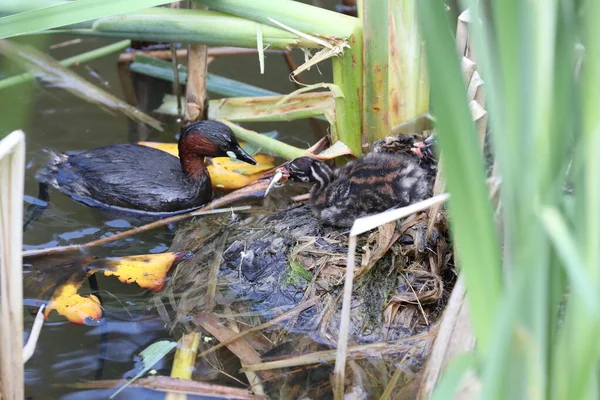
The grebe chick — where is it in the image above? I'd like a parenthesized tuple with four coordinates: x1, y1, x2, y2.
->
(279, 152, 432, 227)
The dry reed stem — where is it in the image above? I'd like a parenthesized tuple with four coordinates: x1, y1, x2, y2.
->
(226, 307, 265, 397)
(195, 297, 320, 360)
(166, 332, 202, 400)
(184, 2, 208, 123)
(56, 376, 263, 399)
(242, 332, 435, 373)
(379, 366, 404, 399)
(49, 38, 82, 49)
(196, 313, 277, 381)
(0, 130, 26, 400)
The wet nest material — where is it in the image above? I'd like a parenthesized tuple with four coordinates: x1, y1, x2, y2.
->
(151, 133, 456, 398)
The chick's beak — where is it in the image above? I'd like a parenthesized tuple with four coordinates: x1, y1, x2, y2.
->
(229, 145, 258, 165)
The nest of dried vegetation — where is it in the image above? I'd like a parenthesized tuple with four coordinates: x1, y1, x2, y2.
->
(151, 133, 455, 399)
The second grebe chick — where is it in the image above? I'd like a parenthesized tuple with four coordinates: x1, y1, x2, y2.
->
(280, 152, 432, 227)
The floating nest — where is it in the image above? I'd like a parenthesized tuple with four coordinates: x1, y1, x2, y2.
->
(151, 133, 455, 399)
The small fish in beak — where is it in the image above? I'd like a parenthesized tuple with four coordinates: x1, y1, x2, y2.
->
(264, 168, 287, 197)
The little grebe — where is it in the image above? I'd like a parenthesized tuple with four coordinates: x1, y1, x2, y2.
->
(35, 120, 257, 215)
(275, 152, 432, 227)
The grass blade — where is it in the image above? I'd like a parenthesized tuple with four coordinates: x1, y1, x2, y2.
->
(417, 0, 502, 354)
(0, 0, 174, 39)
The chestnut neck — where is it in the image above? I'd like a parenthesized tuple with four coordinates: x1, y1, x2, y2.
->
(178, 135, 213, 181)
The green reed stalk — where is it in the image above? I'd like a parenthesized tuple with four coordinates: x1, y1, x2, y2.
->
(331, 26, 364, 157)
(388, 0, 429, 127)
(0, 39, 130, 90)
(82, 8, 315, 50)
(219, 120, 305, 160)
(193, 0, 359, 40)
(359, 0, 390, 143)
(0, 0, 174, 40)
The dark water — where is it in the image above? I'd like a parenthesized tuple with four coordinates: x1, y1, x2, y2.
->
(13, 16, 335, 399)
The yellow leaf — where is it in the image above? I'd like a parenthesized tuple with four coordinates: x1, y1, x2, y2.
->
(44, 278, 102, 325)
(138, 141, 275, 190)
(103, 252, 184, 291)
(138, 141, 178, 157)
(212, 154, 274, 175)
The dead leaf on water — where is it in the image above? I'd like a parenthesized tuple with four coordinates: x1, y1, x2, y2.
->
(103, 252, 186, 291)
(31, 251, 185, 325)
(44, 277, 102, 325)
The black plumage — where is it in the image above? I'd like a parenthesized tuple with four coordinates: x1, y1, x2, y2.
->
(35, 120, 257, 216)
(283, 151, 433, 227)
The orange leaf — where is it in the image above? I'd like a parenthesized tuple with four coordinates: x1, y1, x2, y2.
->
(138, 141, 275, 190)
(44, 278, 102, 325)
(103, 252, 185, 292)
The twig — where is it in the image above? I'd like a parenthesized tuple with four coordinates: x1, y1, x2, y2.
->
(21, 205, 252, 258)
(242, 331, 435, 372)
(49, 38, 82, 49)
(118, 47, 284, 63)
(54, 376, 262, 399)
(401, 272, 429, 326)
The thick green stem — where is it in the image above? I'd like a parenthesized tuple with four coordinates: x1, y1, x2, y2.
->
(0, 0, 175, 40)
(360, 0, 390, 143)
(219, 120, 305, 160)
(193, 0, 360, 39)
(44, 9, 316, 50)
(388, 0, 429, 126)
(332, 26, 363, 156)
